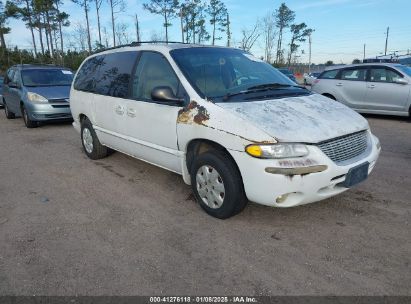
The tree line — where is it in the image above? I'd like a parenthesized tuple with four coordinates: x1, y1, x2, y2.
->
(1, 0, 314, 70)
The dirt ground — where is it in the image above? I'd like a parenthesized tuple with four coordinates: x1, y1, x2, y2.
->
(0, 111, 410, 296)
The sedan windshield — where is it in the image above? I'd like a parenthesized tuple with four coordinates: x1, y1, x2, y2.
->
(21, 69, 74, 87)
(170, 47, 304, 102)
(397, 65, 411, 77)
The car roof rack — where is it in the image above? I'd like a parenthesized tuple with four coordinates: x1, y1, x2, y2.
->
(94, 41, 196, 54)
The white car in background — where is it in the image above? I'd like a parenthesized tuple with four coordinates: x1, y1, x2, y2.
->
(311, 63, 411, 117)
(304, 72, 321, 85)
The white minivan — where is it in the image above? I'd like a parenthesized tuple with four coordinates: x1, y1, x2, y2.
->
(70, 43, 381, 218)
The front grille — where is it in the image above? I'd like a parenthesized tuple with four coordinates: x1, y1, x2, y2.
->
(49, 98, 69, 103)
(44, 113, 72, 119)
(51, 104, 70, 108)
(316, 131, 369, 164)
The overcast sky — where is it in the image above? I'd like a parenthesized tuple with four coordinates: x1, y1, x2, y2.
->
(5, 0, 411, 64)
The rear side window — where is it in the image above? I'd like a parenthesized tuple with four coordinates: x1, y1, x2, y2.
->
(74, 56, 105, 92)
(319, 70, 339, 79)
(94, 52, 138, 98)
(340, 68, 366, 81)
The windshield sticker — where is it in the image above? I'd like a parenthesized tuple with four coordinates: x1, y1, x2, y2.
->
(62, 70, 73, 75)
(244, 54, 264, 63)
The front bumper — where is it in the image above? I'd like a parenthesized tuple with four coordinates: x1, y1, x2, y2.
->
(230, 133, 381, 208)
(25, 102, 72, 121)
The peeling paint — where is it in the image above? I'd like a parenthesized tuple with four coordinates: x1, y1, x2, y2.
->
(278, 158, 318, 167)
(177, 101, 210, 125)
(265, 165, 328, 176)
(202, 124, 275, 144)
(217, 95, 369, 143)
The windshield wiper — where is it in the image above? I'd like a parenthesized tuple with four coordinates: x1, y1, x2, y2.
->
(247, 83, 305, 90)
(222, 83, 305, 101)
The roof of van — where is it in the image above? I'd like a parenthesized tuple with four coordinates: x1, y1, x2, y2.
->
(92, 42, 233, 56)
(12, 64, 71, 70)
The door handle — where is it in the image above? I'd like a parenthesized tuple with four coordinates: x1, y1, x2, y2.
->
(367, 84, 376, 89)
(127, 108, 136, 117)
(336, 83, 343, 86)
(115, 105, 125, 115)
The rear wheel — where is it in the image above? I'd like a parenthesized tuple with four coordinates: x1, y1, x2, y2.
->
(21, 104, 38, 128)
(81, 118, 110, 160)
(322, 93, 336, 100)
(4, 101, 15, 119)
(191, 151, 248, 219)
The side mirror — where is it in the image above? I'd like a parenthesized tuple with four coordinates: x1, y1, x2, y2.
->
(8, 81, 18, 88)
(151, 86, 184, 105)
(394, 78, 408, 85)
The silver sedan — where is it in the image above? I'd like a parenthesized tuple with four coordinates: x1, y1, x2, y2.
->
(311, 63, 411, 117)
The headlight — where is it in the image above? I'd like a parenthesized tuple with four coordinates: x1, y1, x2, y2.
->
(27, 92, 48, 103)
(246, 143, 309, 159)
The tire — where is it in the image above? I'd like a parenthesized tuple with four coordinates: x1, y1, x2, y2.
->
(323, 93, 336, 100)
(81, 118, 110, 160)
(21, 104, 38, 128)
(4, 101, 15, 119)
(190, 150, 248, 219)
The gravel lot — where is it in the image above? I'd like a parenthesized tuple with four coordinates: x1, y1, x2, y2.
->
(0, 111, 410, 296)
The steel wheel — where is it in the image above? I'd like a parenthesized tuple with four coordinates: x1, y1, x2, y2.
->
(196, 165, 225, 209)
(82, 127, 94, 154)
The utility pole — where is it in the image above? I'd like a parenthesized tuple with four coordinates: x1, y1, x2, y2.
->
(135, 14, 141, 42)
(226, 13, 231, 47)
(384, 26, 389, 55)
(363, 43, 366, 61)
(180, 8, 184, 43)
(308, 33, 312, 73)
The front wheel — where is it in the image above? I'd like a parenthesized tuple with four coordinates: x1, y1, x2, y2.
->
(191, 151, 248, 219)
(21, 105, 38, 128)
(4, 101, 15, 119)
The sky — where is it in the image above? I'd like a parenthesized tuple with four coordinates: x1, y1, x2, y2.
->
(5, 0, 411, 64)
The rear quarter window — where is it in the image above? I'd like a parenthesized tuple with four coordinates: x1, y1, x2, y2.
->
(74, 52, 138, 98)
(74, 56, 105, 92)
(319, 70, 339, 79)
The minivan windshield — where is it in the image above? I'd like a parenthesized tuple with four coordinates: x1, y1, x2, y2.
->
(170, 47, 306, 102)
(21, 69, 74, 87)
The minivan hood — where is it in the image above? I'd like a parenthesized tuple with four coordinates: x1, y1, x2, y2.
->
(216, 94, 369, 143)
(25, 85, 70, 100)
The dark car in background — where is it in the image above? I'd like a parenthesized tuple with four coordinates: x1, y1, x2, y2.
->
(278, 68, 297, 83)
(2, 65, 74, 128)
(0, 75, 4, 107)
